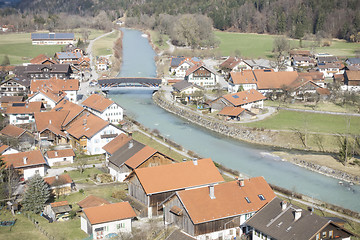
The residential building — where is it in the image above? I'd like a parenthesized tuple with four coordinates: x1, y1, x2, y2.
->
(43, 201, 72, 222)
(292, 56, 315, 67)
(164, 177, 276, 239)
(185, 64, 217, 87)
(170, 57, 200, 78)
(31, 33, 75, 45)
(0, 78, 30, 96)
(6, 102, 44, 125)
(44, 174, 75, 196)
(78, 195, 110, 211)
(343, 71, 360, 91)
(55, 52, 83, 64)
(0, 96, 24, 109)
(172, 80, 203, 102)
(219, 57, 251, 74)
(317, 56, 338, 64)
(45, 149, 75, 166)
(15, 64, 73, 80)
(28, 89, 66, 109)
(97, 57, 109, 71)
(317, 63, 342, 78)
(82, 94, 123, 124)
(51, 99, 88, 129)
(0, 124, 36, 149)
(30, 54, 57, 65)
(81, 202, 136, 238)
(66, 113, 123, 155)
(0, 144, 19, 155)
(2, 150, 49, 180)
(125, 158, 224, 217)
(246, 197, 354, 240)
(345, 58, 360, 67)
(243, 59, 277, 70)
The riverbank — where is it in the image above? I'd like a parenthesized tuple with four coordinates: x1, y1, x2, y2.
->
(152, 91, 360, 185)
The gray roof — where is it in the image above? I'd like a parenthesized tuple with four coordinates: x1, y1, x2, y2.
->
(346, 58, 360, 65)
(170, 57, 185, 67)
(24, 64, 72, 74)
(165, 229, 196, 240)
(246, 197, 331, 240)
(244, 59, 275, 69)
(108, 140, 146, 169)
(52, 204, 71, 214)
(172, 80, 202, 92)
(56, 52, 82, 59)
(2, 77, 31, 87)
(317, 56, 338, 63)
(31, 33, 74, 40)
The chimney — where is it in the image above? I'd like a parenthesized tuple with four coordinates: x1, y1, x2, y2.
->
(83, 119, 87, 125)
(128, 140, 133, 149)
(55, 175, 59, 180)
(237, 178, 245, 187)
(209, 185, 215, 199)
(23, 157, 27, 164)
(54, 151, 58, 157)
(182, 158, 187, 162)
(294, 209, 302, 221)
(49, 119, 52, 124)
(193, 158, 198, 166)
(281, 200, 287, 210)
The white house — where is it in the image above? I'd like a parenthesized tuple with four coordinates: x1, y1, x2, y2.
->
(81, 202, 136, 239)
(317, 63, 342, 78)
(185, 64, 217, 87)
(45, 149, 75, 166)
(172, 80, 204, 102)
(6, 102, 43, 125)
(28, 90, 65, 109)
(2, 150, 49, 181)
(82, 93, 123, 124)
(170, 57, 200, 78)
(66, 113, 124, 155)
(0, 144, 19, 155)
(31, 33, 75, 45)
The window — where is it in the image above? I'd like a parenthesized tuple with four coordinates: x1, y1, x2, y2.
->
(258, 194, 266, 200)
(35, 170, 39, 174)
(316, 233, 320, 240)
(63, 158, 66, 161)
(322, 232, 327, 238)
(329, 230, 333, 238)
(245, 197, 251, 203)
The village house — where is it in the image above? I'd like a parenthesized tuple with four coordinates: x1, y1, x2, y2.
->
(217, 106, 247, 121)
(243, 59, 277, 71)
(210, 89, 266, 115)
(44, 174, 75, 196)
(43, 201, 72, 222)
(343, 70, 360, 91)
(125, 158, 224, 217)
(2, 150, 49, 180)
(31, 33, 75, 45)
(104, 134, 174, 182)
(317, 63, 342, 78)
(0, 144, 19, 155)
(96, 57, 110, 71)
(55, 51, 83, 64)
(6, 101, 44, 125)
(317, 55, 338, 64)
(289, 50, 312, 58)
(171, 80, 203, 102)
(77, 195, 110, 211)
(82, 93, 124, 124)
(345, 58, 360, 67)
(15, 64, 73, 80)
(298, 72, 325, 88)
(163, 177, 276, 239)
(28, 88, 66, 109)
(185, 64, 217, 87)
(51, 99, 89, 129)
(0, 124, 36, 149)
(219, 57, 252, 75)
(0, 96, 24, 109)
(170, 57, 200, 78)
(66, 113, 124, 155)
(45, 149, 75, 166)
(30, 54, 57, 65)
(81, 202, 136, 238)
(245, 197, 354, 240)
(292, 56, 315, 67)
(0, 78, 30, 96)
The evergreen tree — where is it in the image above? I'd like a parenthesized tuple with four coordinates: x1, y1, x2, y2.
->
(22, 174, 50, 213)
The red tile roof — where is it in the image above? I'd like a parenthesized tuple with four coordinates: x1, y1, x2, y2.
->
(177, 177, 276, 224)
(83, 202, 136, 225)
(218, 106, 245, 117)
(30, 78, 79, 92)
(0, 144, 10, 153)
(6, 102, 43, 114)
(102, 133, 132, 155)
(221, 89, 266, 107)
(82, 94, 114, 113)
(129, 158, 224, 194)
(66, 113, 109, 139)
(346, 71, 360, 81)
(44, 174, 73, 186)
(50, 201, 69, 208)
(46, 149, 75, 159)
(51, 99, 86, 127)
(0, 124, 26, 138)
(2, 150, 47, 168)
(30, 54, 49, 64)
(78, 195, 110, 209)
(34, 111, 68, 137)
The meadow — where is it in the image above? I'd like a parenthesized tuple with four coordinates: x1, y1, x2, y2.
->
(92, 30, 120, 57)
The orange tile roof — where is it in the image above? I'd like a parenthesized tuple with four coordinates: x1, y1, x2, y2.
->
(51, 99, 86, 127)
(254, 71, 299, 90)
(346, 71, 360, 81)
(230, 69, 269, 85)
(125, 145, 157, 169)
(82, 94, 114, 113)
(46, 149, 75, 158)
(102, 133, 132, 155)
(0, 124, 26, 138)
(44, 174, 73, 186)
(177, 177, 276, 224)
(34, 111, 68, 136)
(78, 195, 110, 209)
(50, 201, 69, 208)
(298, 72, 324, 81)
(131, 158, 224, 194)
(6, 102, 43, 114)
(218, 106, 245, 117)
(2, 150, 47, 168)
(66, 113, 109, 139)
(30, 54, 49, 64)
(0, 144, 10, 153)
(31, 78, 79, 92)
(31, 88, 66, 104)
(222, 89, 266, 107)
(83, 202, 136, 225)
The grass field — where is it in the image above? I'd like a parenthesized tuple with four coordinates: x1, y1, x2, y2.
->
(244, 110, 360, 135)
(92, 30, 120, 57)
(147, 30, 170, 51)
(214, 31, 360, 58)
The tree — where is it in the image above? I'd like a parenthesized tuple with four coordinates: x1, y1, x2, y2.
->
(272, 37, 290, 70)
(337, 135, 352, 165)
(1, 55, 10, 66)
(75, 157, 88, 174)
(22, 174, 50, 213)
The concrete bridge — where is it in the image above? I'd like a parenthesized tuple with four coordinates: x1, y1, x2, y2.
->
(98, 77, 162, 91)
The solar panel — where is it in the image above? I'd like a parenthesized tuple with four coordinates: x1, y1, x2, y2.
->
(232, 95, 239, 99)
(13, 102, 25, 107)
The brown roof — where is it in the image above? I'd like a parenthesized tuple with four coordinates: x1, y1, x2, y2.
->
(78, 195, 110, 209)
(30, 78, 79, 92)
(220, 57, 241, 70)
(316, 88, 330, 95)
(221, 89, 266, 107)
(0, 144, 10, 153)
(66, 113, 109, 139)
(289, 50, 311, 56)
(82, 94, 114, 113)
(230, 69, 270, 85)
(254, 71, 299, 90)
(346, 71, 360, 81)
(46, 149, 75, 158)
(0, 96, 24, 103)
(44, 174, 73, 186)
(177, 177, 275, 224)
(2, 150, 47, 168)
(102, 133, 132, 155)
(287, 76, 318, 90)
(30, 54, 49, 64)
(317, 63, 341, 69)
(218, 106, 245, 117)
(50, 201, 69, 208)
(0, 124, 26, 138)
(30, 88, 66, 104)
(129, 158, 224, 194)
(124, 145, 158, 169)
(34, 111, 68, 137)
(83, 202, 136, 225)
(6, 102, 43, 114)
(298, 72, 324, 81)
(185, 63, 214, 76)
(51, 99, 86, 127)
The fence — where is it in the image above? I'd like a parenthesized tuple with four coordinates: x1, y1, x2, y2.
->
(23, 212, 56, 240)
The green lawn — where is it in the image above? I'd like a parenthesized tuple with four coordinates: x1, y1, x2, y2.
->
(148, 30, 169, 51)
(92, 30, 120, 57)
(244, 110, 360, 135)
(66, 167, 104, 182)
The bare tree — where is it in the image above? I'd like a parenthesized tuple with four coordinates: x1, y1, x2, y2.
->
(273, 36, 290, 70)
(75, 158, 88, 174)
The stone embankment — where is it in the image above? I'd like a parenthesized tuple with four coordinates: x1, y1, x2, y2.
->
(153, 92, 360, 185)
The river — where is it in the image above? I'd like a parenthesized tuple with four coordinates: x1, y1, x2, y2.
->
(109, 28, 360, 212)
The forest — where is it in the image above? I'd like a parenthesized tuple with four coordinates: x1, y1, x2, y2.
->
(1, 0, 359, 42)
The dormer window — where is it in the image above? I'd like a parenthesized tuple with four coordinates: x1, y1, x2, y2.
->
(258, 194, 266, 200)
(245, 197, 251, 203)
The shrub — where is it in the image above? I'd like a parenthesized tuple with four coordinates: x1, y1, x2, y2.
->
(79, 189, 84, 194)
